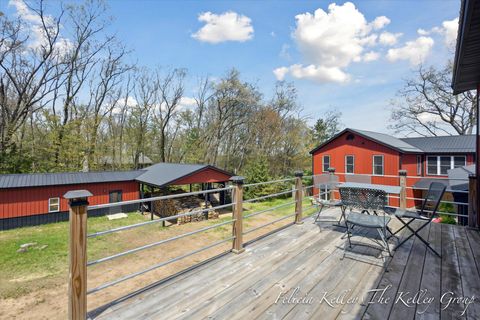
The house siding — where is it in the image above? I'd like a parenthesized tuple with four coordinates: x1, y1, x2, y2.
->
(312, 131, 402, 207)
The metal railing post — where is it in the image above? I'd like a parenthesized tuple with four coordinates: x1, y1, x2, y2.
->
(230, 176, 245, 253)
(399, 170, 407, 210)
(294, 171, 304, 224)
(468, 174, 478, 228)
(64, 190, 92, 320)
(328, 167, 336, 200)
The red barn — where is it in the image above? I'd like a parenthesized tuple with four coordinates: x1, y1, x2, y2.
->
(310, 128, 476, 207)
(0, 163, 233, 230)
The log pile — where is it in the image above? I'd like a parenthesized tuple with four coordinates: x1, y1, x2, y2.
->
(149, 190, 219, 225)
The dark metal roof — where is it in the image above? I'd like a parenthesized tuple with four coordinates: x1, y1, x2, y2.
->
(309, 128, 422, 154)
(0, 170, 143, 189)
(135, 163, 233, 188)
(452, 0, 480, 94)
(400, 135, 476, 153)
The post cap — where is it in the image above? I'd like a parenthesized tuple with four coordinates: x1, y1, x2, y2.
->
(63, 190, 93, 200)
(230, 176, 245, 184)
(327, 167, 336, 173)
(398, 170, 407, 176)
(294, 171, 304, 177)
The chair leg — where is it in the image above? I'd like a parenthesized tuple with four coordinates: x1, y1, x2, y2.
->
(314, 204, 324, 223)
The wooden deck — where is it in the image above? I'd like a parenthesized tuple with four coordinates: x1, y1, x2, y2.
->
(91, 209, 480, 320)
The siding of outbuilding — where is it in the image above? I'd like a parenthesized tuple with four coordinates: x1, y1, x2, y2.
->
(173, 168, 232, 185)
(0, 181, 139, 220)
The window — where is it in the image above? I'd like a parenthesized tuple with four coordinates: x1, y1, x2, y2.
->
(48, 197, 60, 212)
(345, 155, 354, 174)
(426, 156, 466, 175)
(416, 155, 422, 175)
(373, 155, 384, 176)
(322, 155, 330, 172)
(109, 190, 123, 203)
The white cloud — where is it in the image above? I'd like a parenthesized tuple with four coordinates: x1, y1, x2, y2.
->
(386, 36, 434, 66)
(178, 96, 197, 109)
(371, 16, 390, 30)
(9, 0, 72, 54)
(192, 11, 254, 44)
(273, 67, 289, 81)
(441, 18, 458, 47)
(415, 18, 458, 48)
(362, 51, 379, 62)
(379, 32, 402, 46)
(273, 2, 391, 84)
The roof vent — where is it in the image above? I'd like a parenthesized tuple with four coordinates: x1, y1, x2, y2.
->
(346, 134, 355, 141)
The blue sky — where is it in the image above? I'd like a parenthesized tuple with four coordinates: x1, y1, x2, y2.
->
(4, 0, 462, 134)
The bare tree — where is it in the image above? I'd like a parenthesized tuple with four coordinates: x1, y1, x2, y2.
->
(0, 0, 67, 154)
(151, 68, 186, 162)
(390, 61, 477, 136)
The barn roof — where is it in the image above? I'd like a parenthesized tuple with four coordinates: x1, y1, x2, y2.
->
(452, 0, 480, 94)
(0, 170, 143, 189)
(310, 128, 476, 155)
(309, 128, 422, 154)
(0, 163, 233, 189)
(135, 163, 233, 188)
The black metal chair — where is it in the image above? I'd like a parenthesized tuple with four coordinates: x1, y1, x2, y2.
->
(389, 182, 446, 257)
(312, 174, 345, 225)
(340, 187, 392, 265)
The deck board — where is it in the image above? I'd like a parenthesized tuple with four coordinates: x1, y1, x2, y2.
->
(91, 209, 480, 320)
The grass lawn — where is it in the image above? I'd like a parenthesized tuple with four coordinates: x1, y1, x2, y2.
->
(0, 195, 317, 318)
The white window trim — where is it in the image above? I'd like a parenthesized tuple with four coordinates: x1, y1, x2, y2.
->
(345, 155, 354, 174)
(416, 155, 422, 176)
(322, 155, 330, 172)
(48, 197, 60, 213)
(372, 155, 384, 176)
(426, 155, 466, 176)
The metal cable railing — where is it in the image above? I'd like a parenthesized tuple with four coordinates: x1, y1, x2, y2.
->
(87, 236, 235, 295)
(243, 189, 295, 203)
(243, 213, 297, 235)
(88, 186, 234, 210)
(87, 219, 236, 267)
(243, 200, 297, 219)
(88, 203, 233, 238)
(243, 177, 296, 188)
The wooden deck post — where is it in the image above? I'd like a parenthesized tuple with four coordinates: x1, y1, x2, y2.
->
(399, 170, 407, 210)
(64, 190, 92, 320)
(468, 174, 478, 228)
(327, 167, 336, 200)
(230, 176, 245, 254)
(294, 171, 304, 224)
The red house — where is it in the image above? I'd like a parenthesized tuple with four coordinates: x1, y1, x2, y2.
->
(0, 163, 233, 230)
(310, 128, 476, 207)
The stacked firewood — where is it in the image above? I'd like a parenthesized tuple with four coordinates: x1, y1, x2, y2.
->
(150, 191, 219, 225)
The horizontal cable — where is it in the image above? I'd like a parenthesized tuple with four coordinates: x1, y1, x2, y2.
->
(88, 203, 233, 238)
(243, 213, 296, 235)
(87, 236, 234, 295)
(243, 190, 295, 203)
(387, 194, 468, 205)
(405, 186, 469, 194)
(87, 219, 235, 267)
(243, 201, 297, 219)
(384, 205, 468, 218)
(88, 186, 233, 210)
(333, 172, 469, 181)
(303, 185, 315, 190)
(243, 177, 296, 188)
